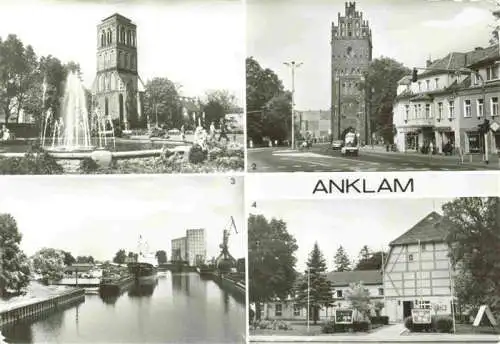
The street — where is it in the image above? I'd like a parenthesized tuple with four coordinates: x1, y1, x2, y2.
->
(247, 145, 500, 172)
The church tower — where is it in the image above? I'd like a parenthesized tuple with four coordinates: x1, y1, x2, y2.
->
(331, 2, 372, 143)
(92, 13, 144, 130)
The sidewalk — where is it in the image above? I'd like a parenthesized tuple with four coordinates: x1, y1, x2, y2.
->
(360, 145, 500, 169)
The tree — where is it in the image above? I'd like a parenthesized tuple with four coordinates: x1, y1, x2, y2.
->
(113, 249, 127, 264)
(355, 250, 386, 271)
(128, 251, 138, 262)
(0, 35, 39, 124)
(443, 197, 500, 316)
(358, 245, 371, 262)
(203, 89, 239, 127)
(155, 250, 167, 264)
(246, 57, 291, 144)
(294, 242, 334, 324)
(489, 6, 500, 45)
(248, 214, 298, 320)
(76, 256, 94, 264)
(31, 248, 65, 284)
(334, 245, 351, 272)
(143, 77, 182, 128)
(62, 251, 76, 266)
(0, 214, 30, 297)
(362, 57, 410, 144)
(346, 282, 372, 320)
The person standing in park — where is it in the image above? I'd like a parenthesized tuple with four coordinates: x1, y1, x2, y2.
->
(209, 121, 216, 140)
(218, 118, 229, 142)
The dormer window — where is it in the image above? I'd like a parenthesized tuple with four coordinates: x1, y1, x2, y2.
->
(486, 65, 499, 81)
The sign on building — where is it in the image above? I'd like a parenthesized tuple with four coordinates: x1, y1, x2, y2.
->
(334, 309, 353, 324)
(473, 305, 497, 327)
(490, 121, 499, 132)
(412, 308, 432, 324)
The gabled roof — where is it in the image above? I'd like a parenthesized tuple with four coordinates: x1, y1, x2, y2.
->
(467, 45, 499, 68)
(390, 211, 450, 246)
(326, 270, 382, 287)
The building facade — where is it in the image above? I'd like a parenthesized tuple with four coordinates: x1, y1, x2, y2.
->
(384, 212, 455, 323)
(258, 270, 384, 321)
(331, 2, 372, 143)
(186, 228, 206, 266)
(92, 13, 145, 130)
(297, 110, 331, 139)
(171, 237, 187, 262)
(393, 45, 500, 154)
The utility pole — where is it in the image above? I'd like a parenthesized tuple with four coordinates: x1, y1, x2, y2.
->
(284, 61, 303, 149)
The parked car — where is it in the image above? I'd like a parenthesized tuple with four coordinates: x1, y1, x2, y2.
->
(168, 129, 181, 136)
(332, 140, 343, 150)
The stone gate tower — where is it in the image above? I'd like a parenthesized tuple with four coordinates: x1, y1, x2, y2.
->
(331, 2, 372, 143)
(92, 13, 144, 130)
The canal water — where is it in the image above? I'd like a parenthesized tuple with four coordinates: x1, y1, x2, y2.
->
(1, 272, 245, 343)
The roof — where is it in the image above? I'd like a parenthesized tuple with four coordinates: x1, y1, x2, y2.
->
(101, 13, 133, 24)
(390, 211, 450, 246)
(326, 270, 382, 287)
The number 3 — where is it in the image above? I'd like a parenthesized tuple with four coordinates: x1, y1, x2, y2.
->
(230, 177, 235, 185)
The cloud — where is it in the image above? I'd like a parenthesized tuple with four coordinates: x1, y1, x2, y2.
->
(422, 7, 490, 28)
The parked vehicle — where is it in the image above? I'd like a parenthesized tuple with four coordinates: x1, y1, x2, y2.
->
(332, 140, 343, 151)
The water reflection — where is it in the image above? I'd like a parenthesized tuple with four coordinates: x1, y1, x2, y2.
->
(2, 272, 245, 343)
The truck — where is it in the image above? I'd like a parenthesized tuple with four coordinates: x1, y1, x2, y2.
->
(341, 131, 359, 156)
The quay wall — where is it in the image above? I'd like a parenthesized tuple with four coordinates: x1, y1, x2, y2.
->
(210, 273, 245, 301)
(0, 288, 85, 327)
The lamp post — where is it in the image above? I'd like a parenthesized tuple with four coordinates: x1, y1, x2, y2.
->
(284, 61, 303, 149)
(307, 267, 310, 332)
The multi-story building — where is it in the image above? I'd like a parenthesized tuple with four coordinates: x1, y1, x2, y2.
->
(383, 211, 455, 323)
(258, 270, 383, 321)
(171, 237, 187, 262)
(171, 229, 206, 266)
(393, 44, 500, 154)
(92, 13, 145, 130)
(331, 2, 372, 143)
(186, 228, 206, 266)
(297, 110, 331, 139)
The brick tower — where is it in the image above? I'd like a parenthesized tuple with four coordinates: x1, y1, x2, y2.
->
(331, 2, 372, 143)
(92, 13, 144, 130)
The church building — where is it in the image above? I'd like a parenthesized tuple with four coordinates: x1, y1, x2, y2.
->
(92, 13, 145, 130)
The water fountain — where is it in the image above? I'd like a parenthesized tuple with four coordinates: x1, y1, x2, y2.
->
(43, 72, 94, 152)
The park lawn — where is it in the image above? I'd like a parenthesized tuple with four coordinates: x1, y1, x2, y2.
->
(250, 322, 385, 336)
(454, 323, 500, 334)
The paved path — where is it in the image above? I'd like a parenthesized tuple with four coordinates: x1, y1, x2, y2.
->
(247, 145, 500, 172)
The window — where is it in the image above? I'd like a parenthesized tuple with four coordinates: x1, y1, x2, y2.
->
(275, 304, 282, 316)
(492, 97, 499, 117)
(486, 66, 499, 81)
(448, 100, 455, 119)
(378, 288, 384, 296)
(413, 105, 418, 119)
(464, 100, 471, 117)
(422, 243, 426, 251)
(435, 78, 439, 89)
(437, 102, 443, 120)
(477, 99, 484, 117)
(336, 290, 343, 298)
(425, 104, 431, 118)
(426, 80, 430, 91)
(468, 132, 481, 153)
(100, 31, 106, 47)
(418, 104, 422, 118)
(405, 105, 409, 121)
(293, 304, 301, 316)
(408, 254, 414, 261)
(416, 300, 431, 309)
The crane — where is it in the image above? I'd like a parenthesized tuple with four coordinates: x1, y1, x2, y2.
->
(215, 216, 238, 271)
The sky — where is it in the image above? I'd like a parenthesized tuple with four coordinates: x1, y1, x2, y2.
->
(247, 0, 500, 110)
(249, 197, 455, 272)
(0, 0, 244, 105)
(0, 175, 245, 262)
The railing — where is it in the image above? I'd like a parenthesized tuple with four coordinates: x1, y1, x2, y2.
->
(0, 288, 85, 326)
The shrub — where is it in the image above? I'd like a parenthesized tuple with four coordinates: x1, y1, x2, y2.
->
(434, 315, 453, 333)
(370, 316, 389, 325)
(353, 320, 371, 332)
(214, 156, 244, 171)
(321, 321, 336, 334)
(0, 149, 64, 175)
(188, 144, 208, 164)
(277, 321, 292, 330)
(80, 158, 99, 174)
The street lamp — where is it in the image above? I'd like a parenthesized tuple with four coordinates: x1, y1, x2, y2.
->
(307, 267, 310, 332)
(283, 61, 303, 149)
